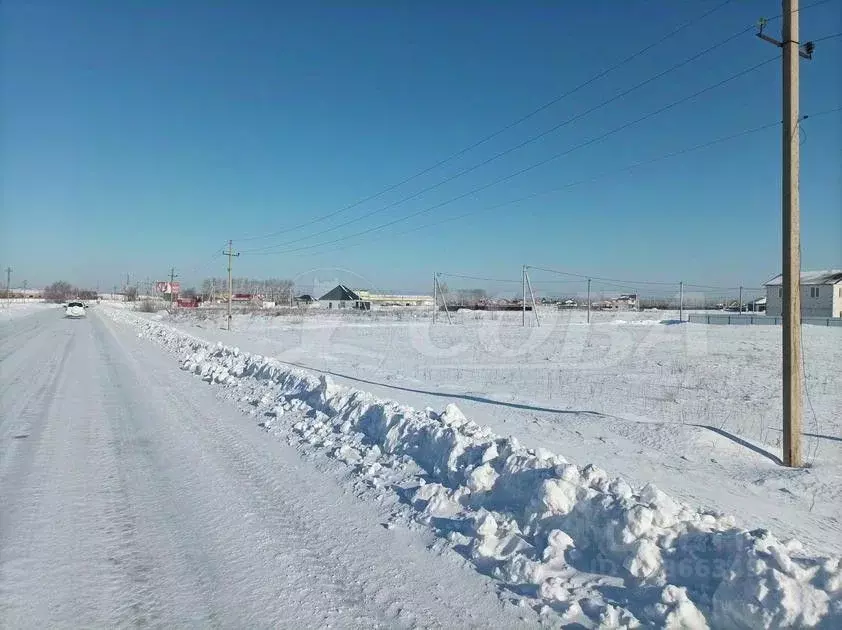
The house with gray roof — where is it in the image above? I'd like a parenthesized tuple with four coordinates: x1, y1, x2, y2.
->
(318, 285, 370, 310)
(764, 270, 842, 318)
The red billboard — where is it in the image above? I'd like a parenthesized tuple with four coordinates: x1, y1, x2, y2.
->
(155, 281, 181, 295)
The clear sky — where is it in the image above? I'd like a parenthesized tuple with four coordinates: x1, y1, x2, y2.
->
(1, 0, 840, 295)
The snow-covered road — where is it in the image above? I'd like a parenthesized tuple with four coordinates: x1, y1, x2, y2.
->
(0, 309, 536, 628)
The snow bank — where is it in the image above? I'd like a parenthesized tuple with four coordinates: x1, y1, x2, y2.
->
(105, 308, 842, 629)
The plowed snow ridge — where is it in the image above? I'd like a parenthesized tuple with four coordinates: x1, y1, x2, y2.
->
(107, 308, 842, 629)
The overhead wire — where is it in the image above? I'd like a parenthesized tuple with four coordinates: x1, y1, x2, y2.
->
(234, 0, 837, 249)
(233, 0, 836, 249)
(527, 265, 677, 287)
(245, 106, 839, 261)
(241, 56, 778, 258)
(811, 32, 842, 42)
(242, 26, 764, 255)
(528, 266, 771, 292)
(438, 272, 590, 286)
(235, 0, 739, 244)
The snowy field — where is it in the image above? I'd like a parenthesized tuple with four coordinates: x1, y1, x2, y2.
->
(97, 304, 841, 628)
(0, 301, 56, 322)
(142, 306, 842, 545)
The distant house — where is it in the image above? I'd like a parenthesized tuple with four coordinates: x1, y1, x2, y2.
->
(764, 270, 842, 318)
(617, 294, 638, 309)
(295, 294, 315, 305)
(746, 296, 767, 313)
(318, 285, 370, 310)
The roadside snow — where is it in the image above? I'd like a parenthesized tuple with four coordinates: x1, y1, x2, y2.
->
(0, 301, 55, 321)
(105, 307, 842, 629)
(124, 306, 842, 555)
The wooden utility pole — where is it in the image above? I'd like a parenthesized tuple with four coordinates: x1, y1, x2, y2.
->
(739, 286, 744, 314)
(522, 265, 526, 327)
(224, 240, 239, 331)
(781, 0, 804, 467)
(587, 278, 591, 324)
(757, 1, 814, 467)
(4, 267, 11, 301)
(433, 272, 437, 324)
(524, 268, 540, 327)
(169, 267, 179, 307)
(434, 274, 452, 324)
(679, 281, 684, 322)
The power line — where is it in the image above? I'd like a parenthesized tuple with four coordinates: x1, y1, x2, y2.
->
(811, 32, 842, 42)
(245, 106, 839, 262)
(242, 56, 777, 258)
(528, 265, 676, 287)
(440, 269, 768, 293)
(438, 273, 521, 284)
(526, 266, 754, 291)
(438, 272, 586, 286)
(242, 26, 765, 255)
(235, 0, 738, 244)
(765, 0, 840, 20)
(783, 0, 839, 16)
(380, 122, 785, 239)
(234, 0, 836, 250)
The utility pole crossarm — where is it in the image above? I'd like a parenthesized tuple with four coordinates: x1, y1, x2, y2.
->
(756, 17, 816, 58)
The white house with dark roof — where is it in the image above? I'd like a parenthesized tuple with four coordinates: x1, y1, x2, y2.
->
(318, 284, 368, 309)
(764, 270, 842, 318)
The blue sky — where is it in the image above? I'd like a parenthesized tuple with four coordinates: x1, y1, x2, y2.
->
(1, 0, 840, 295)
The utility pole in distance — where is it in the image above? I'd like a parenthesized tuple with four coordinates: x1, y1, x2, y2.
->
(679, 281, 684, 322)
(169, 267, 179, 307)
(587, 278, 591, 324)
(757, 2, 815, 467)
(4, 267, 11, 302)
(223, 240, 239, 331)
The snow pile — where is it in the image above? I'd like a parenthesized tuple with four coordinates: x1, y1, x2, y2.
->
(106, 309, 842, 628)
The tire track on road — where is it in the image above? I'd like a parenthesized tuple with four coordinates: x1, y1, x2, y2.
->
(93, 315, 392, 628)
(0, 319, 76, 487)
(0, 314, 48, 363)
(3, 317, 176, 628)
(97, 309, 531, 629)
(90, 315, 222, 628)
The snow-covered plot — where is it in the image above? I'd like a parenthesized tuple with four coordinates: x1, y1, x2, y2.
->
(105, 308, 842, 629)
(132, 306, 842, 554)
(154, 306, 841, 453)
(0, 301, 55, 321)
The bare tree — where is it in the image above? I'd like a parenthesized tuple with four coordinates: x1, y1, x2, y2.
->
(202, 276, 294, 303)
(43, 281, 74, 302)
(453, 288, 487, 307)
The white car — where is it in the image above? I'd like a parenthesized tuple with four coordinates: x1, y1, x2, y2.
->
(65, 301, 87, 318)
